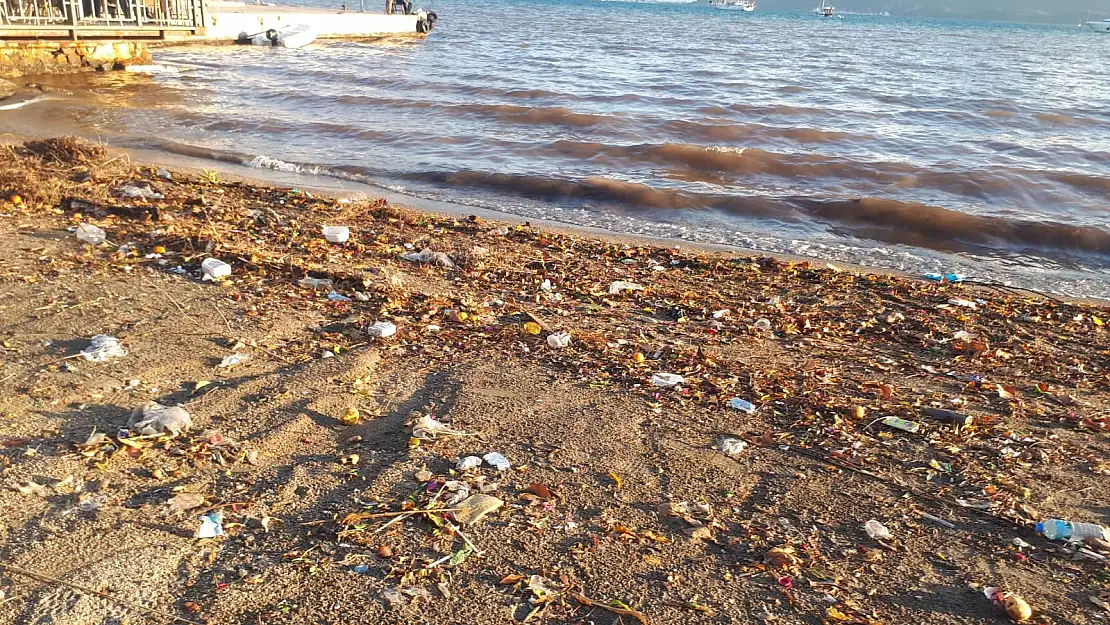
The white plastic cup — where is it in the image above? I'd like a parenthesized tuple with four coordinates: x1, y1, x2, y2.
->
(323, 226, 350, 244)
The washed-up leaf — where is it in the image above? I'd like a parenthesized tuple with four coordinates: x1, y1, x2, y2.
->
(526, 483, 554, 500)
(609, 472, 623, 488)
(448, 547, 473, 567)
(341, 407, 361, 425)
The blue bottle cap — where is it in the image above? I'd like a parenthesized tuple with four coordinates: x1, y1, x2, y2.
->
(1034, 522, 1044, 533)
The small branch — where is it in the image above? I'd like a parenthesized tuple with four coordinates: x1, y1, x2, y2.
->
(572, 592, 648, 625)
(338, 507, 459, 525)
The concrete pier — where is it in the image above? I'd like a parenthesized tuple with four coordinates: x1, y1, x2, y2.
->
(0, 0, 432, 78)
(200, 2, 424, 42)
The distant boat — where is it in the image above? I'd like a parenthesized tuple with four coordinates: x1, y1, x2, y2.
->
(1085, 19, 1110, 32)
(710, 0, 755, 11)
(814, 1, 835, 17)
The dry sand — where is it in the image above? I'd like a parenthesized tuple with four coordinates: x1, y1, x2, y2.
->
(0, 138, 1107, 625)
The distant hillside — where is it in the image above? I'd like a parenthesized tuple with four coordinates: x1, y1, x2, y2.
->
(748, 0, 1106, 23)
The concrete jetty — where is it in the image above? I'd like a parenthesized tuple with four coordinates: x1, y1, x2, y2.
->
(200, 2, 427, 42)
(0, 0, 435, 78)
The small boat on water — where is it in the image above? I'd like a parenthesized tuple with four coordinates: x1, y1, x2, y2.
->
(246, 23, 316, 49)
(814, 0, 835, 16)
(710, 0, 755, 11)
(1085, 19, 1110, 32)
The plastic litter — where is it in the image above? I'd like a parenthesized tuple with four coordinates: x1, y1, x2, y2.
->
(729, 398, 757, 414)
(201, 258, 232, 281)
(921, 407, 973, 426)
(864, 519, 893, 540)
(482, 452, 511, 471)
(925, 272, 965, 283)
(442, 481, 471, 506)
(327, 291, 352, 302)
(400, 248, 455, 268)
(608, 281, 644, 295)
(367, 321, 398, 338)
(651, 372, 685, 388)
(129, 401, 193, 436)
(75, 223, 106, 245)
(196, 511, 224, 538)
(411, 415, 467, 439)
(298, 277, 333, 290)
(219, 353, 250, 369)
(1036, 518, 1109, 542)
(715, 436, 748, 457)
(322, 225, 350, 243)
(456, 456, 482, 471)
(754, 318, 773, 331)
(80, 334, 127, 362)
(452, 494, 503, 525)
(546, 331, 572, 349)
(114, 183, 163, 200)
(985, 587, 1032, 622)
(879, 416, 921, 433)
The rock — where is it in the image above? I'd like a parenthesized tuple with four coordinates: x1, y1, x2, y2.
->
(452, 494, 503, 525)
(0, 79, 17, 100)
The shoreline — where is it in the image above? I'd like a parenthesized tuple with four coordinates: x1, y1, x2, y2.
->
(4, 131, 1087, 304)
(116, 140, 1105, 306)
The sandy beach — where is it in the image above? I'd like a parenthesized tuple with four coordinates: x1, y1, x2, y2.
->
(0, 138, 1108, 625)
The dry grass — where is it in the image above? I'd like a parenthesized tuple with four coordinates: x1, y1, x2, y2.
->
(0, 137, 131, 208)
(19, 136, 106, 166)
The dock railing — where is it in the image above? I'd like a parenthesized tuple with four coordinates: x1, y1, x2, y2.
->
(0, 0, 205, 36)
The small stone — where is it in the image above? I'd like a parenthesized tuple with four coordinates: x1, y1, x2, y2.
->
(452, 494, 503, 525)
(414, 468, 433, 482)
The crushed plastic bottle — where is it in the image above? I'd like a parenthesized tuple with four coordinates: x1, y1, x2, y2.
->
(75, 223, 106, 245)
(201, 258, 231, 281)
(366, 321, 397, 338)
(218, 353, 250, 369)
(1036, 518, 1110, 542)
(715, 436, 748, 458)
(196, 511, 224, 538)
(400, 248, 455, 268)
(298, 277, 333, 290)
(546, 331, 572, 349)
(608, 280, 644, 295)
(651, 372, 685, 388)
(729, 398, 757, 414)
(129, 401, 193, 437)
(864, 519, 893, 541)
(482, 452, 511, 471)
(322, 225, 350, 243)
(80, 334, 127, 362)
(925, 272, 965, 283)
(456, 456, 482, 471)
(753, 318, 773, 331)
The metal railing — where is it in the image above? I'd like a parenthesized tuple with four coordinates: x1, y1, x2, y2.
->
(1, 0, 204, 31)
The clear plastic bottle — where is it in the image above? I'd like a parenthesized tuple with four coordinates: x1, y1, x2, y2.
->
(1036, 518, 1109, 542)
(75, 223, 106, 245)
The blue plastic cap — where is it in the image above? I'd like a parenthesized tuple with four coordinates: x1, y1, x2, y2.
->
(1035, 522, 1044, 533)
